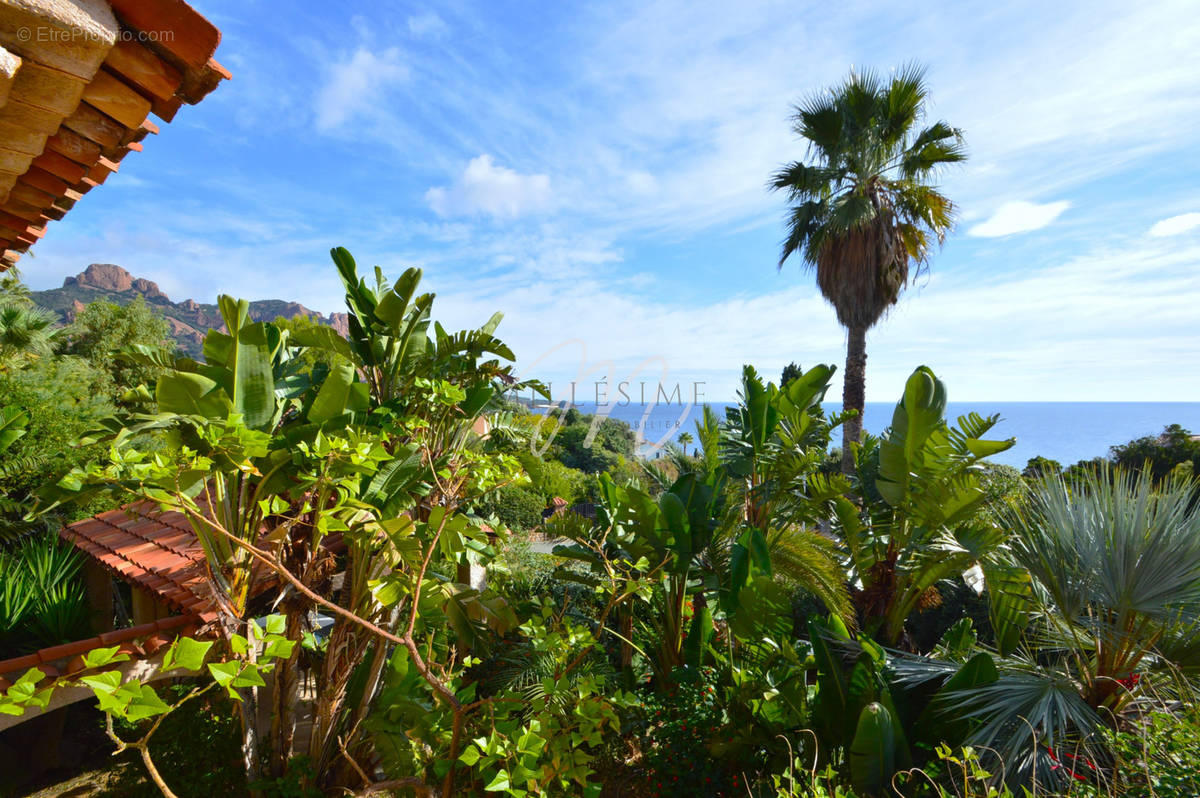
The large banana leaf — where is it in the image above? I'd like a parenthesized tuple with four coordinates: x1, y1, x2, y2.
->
(849, 702, 897, 797)
(0, 405, 28, 451)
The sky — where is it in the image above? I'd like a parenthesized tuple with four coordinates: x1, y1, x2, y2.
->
(19, 0, 1200, 402)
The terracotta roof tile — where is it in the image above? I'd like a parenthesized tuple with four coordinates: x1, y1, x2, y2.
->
(60, 501, 216, 614)
(0, 0, 229, 273)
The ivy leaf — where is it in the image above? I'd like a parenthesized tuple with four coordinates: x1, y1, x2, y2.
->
(483, 770, 511, 792)
(82, 646, 130, 669)
(459, 745, 482, 766)
(80, 671, 123, 695)
(162, 637, 213, 673)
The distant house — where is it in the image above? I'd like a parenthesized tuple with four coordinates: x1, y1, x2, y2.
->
(540, 496, 597, 523)
(541, 495, 569, 520)
(0, 0, 229, 272)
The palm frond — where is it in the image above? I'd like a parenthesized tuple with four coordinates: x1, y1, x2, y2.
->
(769, 526, 853, 622)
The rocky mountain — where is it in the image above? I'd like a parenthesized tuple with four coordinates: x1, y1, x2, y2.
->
(33, 264, 349, 357)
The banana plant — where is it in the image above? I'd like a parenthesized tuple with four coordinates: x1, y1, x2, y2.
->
(719, 364, 854, 625)
(833, 366, 1015, 646)
(553, 365, 855, 684)
(296, 248, 541, 418)
(809, 615, 1004, 796)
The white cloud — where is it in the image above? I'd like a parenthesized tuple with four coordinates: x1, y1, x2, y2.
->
(1148, 212, 1200, 237)
(425, 155, 553, 219)
(408, 12, 448, 38)
(314, 47, 409, 132)
(402, 230, 1200, 404)
(968, 200, 1071, 237)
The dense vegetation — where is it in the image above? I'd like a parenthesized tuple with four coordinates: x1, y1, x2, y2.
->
(0, 247, 1197, 798)
(3, 62, 1199, 798)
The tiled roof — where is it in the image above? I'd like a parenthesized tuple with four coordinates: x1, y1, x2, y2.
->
(0, 613, 195, 685)
(0, 0, 229, 272)
(60, 500, 220, 622)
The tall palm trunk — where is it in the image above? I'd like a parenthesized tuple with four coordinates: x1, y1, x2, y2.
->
(841, 325, 867, 475)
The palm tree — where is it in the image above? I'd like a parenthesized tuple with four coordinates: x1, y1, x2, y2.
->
(939, 467, 1200, 786)
(677, 430, 693, 456)
(771, 64, 964, 473)
(0, 270, 57, 372)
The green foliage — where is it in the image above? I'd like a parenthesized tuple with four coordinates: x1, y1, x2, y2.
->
(1109, 423, 1200, 482)
(456, 611, 632, 796)
(103, 683, 246, 798)
(537, 408, 635, 474)
(271, 313, 347, 375)
(975, 463, 1025, 525)
(1083, 710, 1200, 798)
(920, 468, 1200, 788)
(59, 297, 174, 398)
(481, 484, 546, 531)
(0, 280, 58, 372)
(1022, 455, 1063, 480)
(834, 366, 1014, 645)
(516, 452, 591, 504)
(780, 361, 803, 388)
(489, 536, 558, 602)
(370, 606, 629, 797)
(637, 666, 739, 796)
(0, 531, 90, 653)
(0, 354, 118, 536)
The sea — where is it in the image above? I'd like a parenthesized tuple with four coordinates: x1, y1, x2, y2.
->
(533, 402, 1200, 468)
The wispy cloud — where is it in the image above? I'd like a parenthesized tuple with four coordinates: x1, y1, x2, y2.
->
(407, 11, 448, 38)
(425, 155, 554, 219)
(968, 200, 1071, 237)
(314, 47, 409, 132)
(1149, 212, 1200, 237)
(25, 0, 1200, 405)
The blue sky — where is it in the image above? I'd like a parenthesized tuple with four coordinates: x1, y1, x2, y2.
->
(20, 0, 1200, 401)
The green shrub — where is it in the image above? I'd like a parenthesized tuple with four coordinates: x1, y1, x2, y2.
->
(1110, 423, 1200, 482)
(482, 485, 546, 531)
(1083, 710, 1200, 798)
(0, 356, 119, 536)
(517, 452, 591, 504)
(1023, 455, 1063, 480)
(490, 536, 558, 604)
(635, 667, 741, 797)
(0, 532, 90, 653)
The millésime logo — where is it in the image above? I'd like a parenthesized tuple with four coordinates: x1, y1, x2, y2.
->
(515, 339, 706, 457)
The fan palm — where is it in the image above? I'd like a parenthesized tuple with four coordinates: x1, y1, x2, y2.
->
(0, 299, 58, 372)
(1007, 468, 1200, 709)
(939, 468, 1200, 787)
(771, 64, 964, 473)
